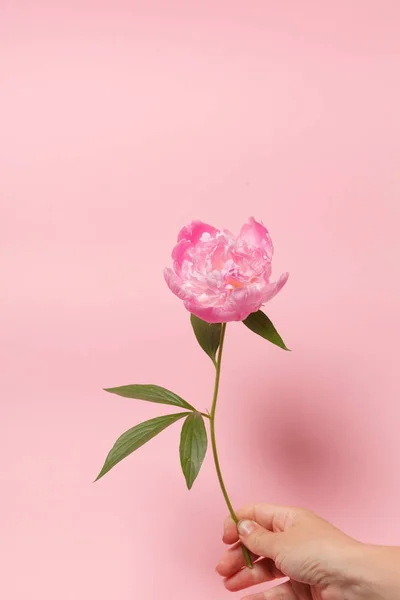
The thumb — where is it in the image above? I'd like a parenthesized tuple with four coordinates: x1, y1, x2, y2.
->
(237, 519, 281, 560)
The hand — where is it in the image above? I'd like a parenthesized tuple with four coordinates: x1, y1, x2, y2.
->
(216, 503, 400, 599)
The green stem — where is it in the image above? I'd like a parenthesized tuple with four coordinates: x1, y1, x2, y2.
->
(210, 323, 253, 569)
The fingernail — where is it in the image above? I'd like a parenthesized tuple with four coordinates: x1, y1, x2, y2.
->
(238, 519, 256, 535)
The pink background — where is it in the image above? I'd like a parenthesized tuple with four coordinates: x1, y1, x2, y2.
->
(2, 1, 400, 598)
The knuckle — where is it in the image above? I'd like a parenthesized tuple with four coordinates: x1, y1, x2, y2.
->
(250, 528, 266, 551)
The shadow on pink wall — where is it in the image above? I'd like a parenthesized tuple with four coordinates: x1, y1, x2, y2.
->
(242, 370, 377, 519)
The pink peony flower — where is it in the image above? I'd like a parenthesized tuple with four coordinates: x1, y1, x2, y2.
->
(164, 217, 288, 323)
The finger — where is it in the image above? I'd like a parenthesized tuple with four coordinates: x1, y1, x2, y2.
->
(237, 519, 281, 560)
(242, 581, 298, 600)
(216, 542, 258, 577)
(223, 558, 284, 592)
(223, 504, 298, 544)
(223, 516, 240, 545)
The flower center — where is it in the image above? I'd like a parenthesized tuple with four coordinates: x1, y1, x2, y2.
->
(225, 277, 245, 291)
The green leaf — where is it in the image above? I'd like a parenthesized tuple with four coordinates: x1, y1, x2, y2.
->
(242, 310, 290, 351)
(95, 412, 188, 481)
(104, 384, 195, 411)
(190, 314, 222, 365)
(179, 412, 208, 489)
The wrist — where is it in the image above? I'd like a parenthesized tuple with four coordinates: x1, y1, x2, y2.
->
(345, 543, 400, 600)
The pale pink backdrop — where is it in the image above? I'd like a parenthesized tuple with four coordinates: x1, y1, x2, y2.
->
(2, 1, 400, 599)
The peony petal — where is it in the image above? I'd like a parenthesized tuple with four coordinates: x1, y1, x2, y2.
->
(164, 268, 190, 301)
(177, 220, 218, 244)
(184, 285, 265, 323)
(239, 217, 273, 258)
(225, 286, 265, 321)
(172, 239, 192, 273)
(183, 303, 220, 323)
(261, 272, 289, 304)
(184, 299, 240, 323)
